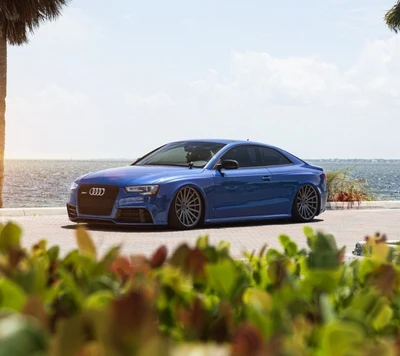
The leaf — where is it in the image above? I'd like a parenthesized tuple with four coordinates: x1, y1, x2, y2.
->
(47, 246, 60, 263)
(196, 235, 209, 250)
(303, 270, 340, 293)
(21, 259, 48, 296)
(110, 256, 132, 278)
(87, 276, 119, 295)
(373, 242, 390, 262)
(279, 234, 298, 257)
(187, 248, 208, 278)
(303, 226, 314, 239)
(21, 296, 48, 329)
(369, 264, 397, 298)
(320, 294, 336, 324)
(7, 247, 26, 269)
(243, 288, 272, 314)
(84, 290, 114, 310)
(31, 240, 47, 257)
(320, 320, 364, 356)
(0, 278, 27, 311)
(265, 249, 281, 264)
(94, 246, 121, 275)
(206, 260, 237, 298)
(217, 241, 231, 257)
(57, 268, 84, 306)
(76, 227, 96, 259)
(169, 244, 190, 268)
(0, 222, 22, 253)
(279, 234, 290, 247)
(52, 311, 103, 356)
(231, 323, 264, 356)
(75, 342, 105, 356)
(370, 303, 393, 331)
(0, 314, 47, 356)
(150, 245, 168, 268)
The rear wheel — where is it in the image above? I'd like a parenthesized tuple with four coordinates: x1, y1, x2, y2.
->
(291, 185, 319, 222)
(168, 186, 203, 229)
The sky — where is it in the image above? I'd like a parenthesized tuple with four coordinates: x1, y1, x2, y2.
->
(5, 0, 400, 159)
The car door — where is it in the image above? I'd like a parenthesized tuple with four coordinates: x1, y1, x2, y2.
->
(213, 145, 273, 219)
(260, 147, 300, 214)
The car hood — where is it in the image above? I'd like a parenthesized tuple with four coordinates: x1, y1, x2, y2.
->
(77, 165, 205, 186)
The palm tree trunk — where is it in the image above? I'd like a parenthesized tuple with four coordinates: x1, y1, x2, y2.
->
(0, 30, 6, 208)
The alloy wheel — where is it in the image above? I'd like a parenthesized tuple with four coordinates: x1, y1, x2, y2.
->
(174, 187, 202, 228)
(296, 185, 318, 221)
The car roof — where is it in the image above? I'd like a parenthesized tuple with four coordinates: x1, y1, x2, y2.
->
(171, 138, 282, 150)
(169, 139, 307, 165)
(172, 138, 272, 146)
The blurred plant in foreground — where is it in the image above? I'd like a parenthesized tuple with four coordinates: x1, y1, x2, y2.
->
(0, 222, 399, 355)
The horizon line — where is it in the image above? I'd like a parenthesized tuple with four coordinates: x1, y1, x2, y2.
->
(4, 157, 400, 161)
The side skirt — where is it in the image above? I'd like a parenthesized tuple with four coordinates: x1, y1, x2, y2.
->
(204, 214, 291, 224)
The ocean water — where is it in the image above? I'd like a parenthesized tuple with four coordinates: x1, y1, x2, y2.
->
(3, 159, 400, 208)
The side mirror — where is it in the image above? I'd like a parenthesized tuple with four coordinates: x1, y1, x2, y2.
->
(218, 159, 239, 171)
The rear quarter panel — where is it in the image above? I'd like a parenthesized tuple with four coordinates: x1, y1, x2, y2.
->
(266, 164, 326, 215)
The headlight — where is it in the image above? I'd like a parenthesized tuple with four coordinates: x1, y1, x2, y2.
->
(70, 182, 79, 190)
(125, 185, 159, 195)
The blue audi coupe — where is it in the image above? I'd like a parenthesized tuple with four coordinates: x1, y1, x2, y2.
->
(67, 139, 327, 229)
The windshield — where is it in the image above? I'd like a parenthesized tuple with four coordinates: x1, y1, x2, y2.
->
(134, 141, 226, 168)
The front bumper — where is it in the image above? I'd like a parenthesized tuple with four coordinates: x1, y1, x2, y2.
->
(67, 184, 170, 225)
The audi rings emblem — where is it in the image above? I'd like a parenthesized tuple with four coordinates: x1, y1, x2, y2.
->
(89, 187, 106, 196)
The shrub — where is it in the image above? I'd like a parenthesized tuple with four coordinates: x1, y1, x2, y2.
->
(0, 222, 399, 355)
(326, 169, 374, 202)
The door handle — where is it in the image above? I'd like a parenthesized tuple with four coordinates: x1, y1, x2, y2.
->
(262, 176, 271, 181)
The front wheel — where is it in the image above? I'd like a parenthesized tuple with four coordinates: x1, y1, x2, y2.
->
(168, 186, 203, 229)
(291, 185, 319, 222)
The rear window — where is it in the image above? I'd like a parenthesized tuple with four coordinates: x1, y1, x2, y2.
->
(261, 147, 292, 166)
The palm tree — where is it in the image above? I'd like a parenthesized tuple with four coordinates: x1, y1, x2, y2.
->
(385, 1, 400, 32)
(0, 1, 70, 207)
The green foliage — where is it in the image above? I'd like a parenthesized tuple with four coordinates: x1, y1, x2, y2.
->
(326, 169, 375, 202)
(1, 222, 400, 354)
(385, 0, 400, 33)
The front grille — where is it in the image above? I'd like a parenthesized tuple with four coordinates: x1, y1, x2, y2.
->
(116, 208, 153, 223)
(78, 185, 119, 216)
(67, 204, 77, 219)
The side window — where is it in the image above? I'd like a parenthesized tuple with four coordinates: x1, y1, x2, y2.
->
(221, 146, 263, 167)
(261, 147, 292, 166)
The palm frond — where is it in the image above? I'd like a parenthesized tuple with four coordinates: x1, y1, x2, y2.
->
(0, 0, 70, 45)
(385, 0, 400, 33)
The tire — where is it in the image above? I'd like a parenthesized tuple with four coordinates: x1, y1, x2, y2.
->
(291, 184, 319, 222)
(168, 186, 203, 230)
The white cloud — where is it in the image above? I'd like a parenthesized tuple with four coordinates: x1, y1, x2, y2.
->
(147, 35, 400, 158)
(37, 84, 89, 105)
(8, 84, 88, 117)
(123, 13, 135, 23)
(192, 35, 400, 111)
(5, 34, 400, 159)
(125, 92, 174, 109)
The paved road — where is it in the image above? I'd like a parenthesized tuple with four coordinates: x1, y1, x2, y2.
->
(1, 209, 398, 259)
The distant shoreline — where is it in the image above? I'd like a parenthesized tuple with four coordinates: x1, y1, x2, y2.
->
(4, 158, 400, 162)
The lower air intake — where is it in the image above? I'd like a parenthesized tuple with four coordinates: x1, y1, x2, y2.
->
(116, 208, 153, 223)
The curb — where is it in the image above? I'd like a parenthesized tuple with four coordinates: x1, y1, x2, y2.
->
(326, 201, 400, 210)
(0, 201, 399, 217)
(0, 207, 66, 217)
